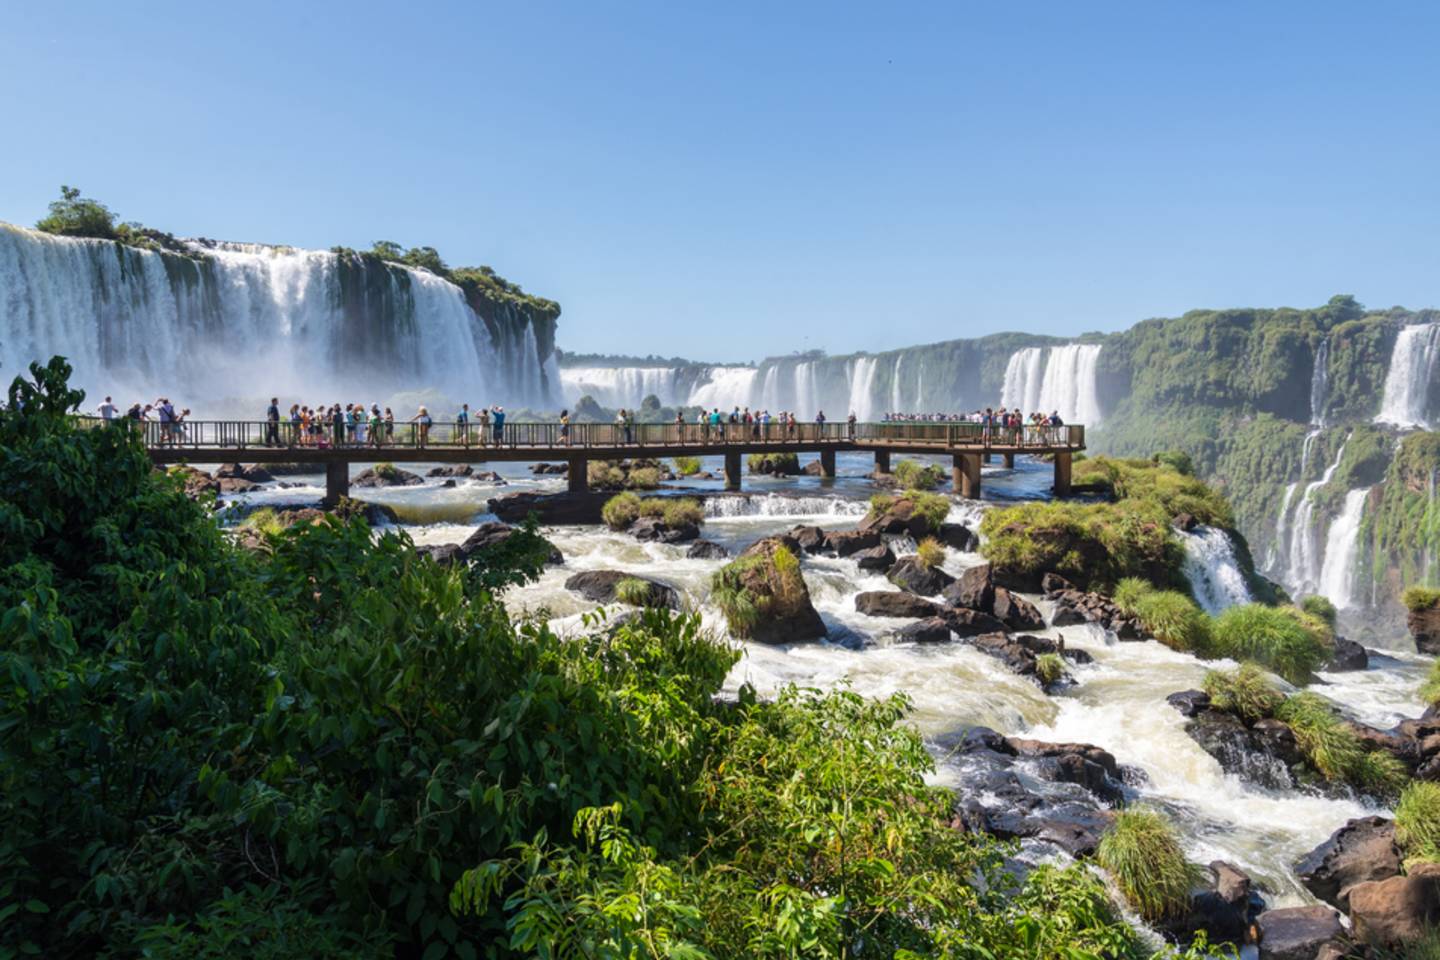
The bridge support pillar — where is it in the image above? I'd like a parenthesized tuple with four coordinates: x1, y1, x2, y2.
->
(953, 453, 982, 499)
(874, 449, 891, 476)
(568, 457, 588, 493)
(1054, 451, 1072, 497)
(819, 449, 836, 479)
(982, 452, 992, 464)
(324, 461, 349, 508)
(1003, 452, 1015, 469)
(724, 451, 742, 491)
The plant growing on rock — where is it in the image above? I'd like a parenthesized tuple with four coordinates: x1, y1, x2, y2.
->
(916, 537, 946, 570)
(374, 461, 402, 482)
(1209, 603, 1330, 685)
(671, 455, 702, 476)
(1396, 781, 1440, 866)
(1276, 692, 1407, 797)
(602, 491, 642, 529)
(1202, 665, 1283, 723)
(1299, 594, 1338, 629)
(1422, 660, 1440, 707)
(908, 490, 953, 531)
(1405, 586, 1440, 612)
(894, 459, 946, 490)
(614, 577, 656, 607)
(1096, 808, 1200, 922)
(240, 506, 287, 537)
(627, 466, 662, 489)
(635, 496, 704, 528)
(1134, 589, 1211, 654)
(1035, 653, 1066, 687)
(708, 542, 814, 641)
(747, 451, 800, 475)
(1112, 577, 1152, 615)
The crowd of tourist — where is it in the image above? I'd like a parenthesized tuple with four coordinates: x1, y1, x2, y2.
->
(882, 408, 1067, 427)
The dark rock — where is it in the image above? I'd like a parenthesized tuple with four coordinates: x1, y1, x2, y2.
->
(213, 462, 245, 478)
(630, 516, 700, 544)
(1186, 709, 1297, 791)
(1026, 804, 1116, 857)
(789, 525, 829, 554)
(828, 530, 882, 557)
(858, 496, 942, 537)
(1251, 719, 1306, 767)
(852, 544, 896, 570)
(1295, 816, 1402, 912)
(942, 563, 994, 611)
(441, 479, 457, 488)
(530, 462, 568, 475)
(427, 465, 474, 478)
(1410, 601, 1440, 655)
(1346, 862, 1440, 947)
(958, 725, 1015, 756)
(855, 591, 944, 619)
(992, 587, 1045, 631)
(460, 521, 563, 565)
(1041, 572, 1076, 595)
(1343, 719, 1416, 767)
(472, 470, 505, 482)
(216, 476, 261, 493)
(1255, 905, 1346, 960)
(801, 460, 825, 476)
(723, 537, 827, 644)
(942, 607, 1008, 637)
(897, 617, 953, 644)
(1167, 689, 1212, 718)
(564, 570, 679, 610)
(334, 498, 401, 526)
(686, 539, 729, 560)
(938, 522, 978, 551)
(1007, 738, 1120, 780)
(1328, 636, 1369, 672)
(887, 555, 955, 596)
(238, 464, 274, 483)
(743, 533, 803, 560)
(1162, 860, 1263, 947)
(489, 491, 610, 524)
(353, 466, 424, 487)
(969, 632, 1042, 675)
(417, 543, 466, 566)
(1048, 588, 1143, 639)
(1174, 512, 1199, 532)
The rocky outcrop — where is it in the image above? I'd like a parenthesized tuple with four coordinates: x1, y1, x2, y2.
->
(969, 632, 1085, 680)
(1329, 636, 1369, 671)
(886, 556, 955, 596)
(852, 544, 896, 570)
(489, 491, 611, 524)
(897, 617, 953, 644)
(460, 521, 564, 565)
(942, 563, 994, 611)
(992, 587, 1045, 631)
(1410, 601, 1440, 655)
(858, 496, 943, 538)
(530, 462, 568, 475)
(1045, 579, 1144, 639)
(427, 465, 473, 478)
(686, 540, 728, 559)
(716, 537, 826, 645)
(215, 462, 275, 483)
(1345, 862, 1440, 947)
(565, 570, 679, 609)
(855, 591, 944, 619)
(828, 530, 882, 557)
(941, 607, 1007, 637)
(1295, 816, 1402, 912)
(937, 522, 978, 551)
(630, 516, 699, 543)
(1254, 905, 1346, 960)
(788, 525, 829, 554)
(353, 465, 424, 487)
(1179, 706, 1299, 791)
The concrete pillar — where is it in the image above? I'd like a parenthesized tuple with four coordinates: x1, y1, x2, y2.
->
(724, 451, 742, 491)
(953, 452, 982, 499)
(874, 449, 891, 475)
(324, 461, 349, 507)
(982, 452, 992, 464)
(1003, 452, 1015, 468)
(568, 457, 588, 493)
(1054, 451, 1072, 497)
(819, 449, 836, 479)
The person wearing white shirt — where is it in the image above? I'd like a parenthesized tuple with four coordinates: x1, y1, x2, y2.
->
(97, 396, 118, 420)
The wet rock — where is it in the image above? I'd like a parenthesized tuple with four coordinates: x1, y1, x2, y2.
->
(1255, 905, 1346, 960)
(887, 556, 955, 596)
(1346, 862, 1440, 947)
(1167, 689, 1212, 717)
(858, 496, 943, 537)
(530, 462, 568, 475)
(937, 522, 978, 551)
(855, 591, 944, 619)
(722, 537, 827, 644)
(1041, 572, 1076, 595)
(333, 498, 400, 526)
(171, 465, 219, 499)
(828, 530, 882, 557)
(441, 479, 457, 488)
(1295, 816, 1402, 912)
(897, 617, 953, 644)
(852, 544, 896, 571)
(1328, 636, 1368, 672)
(1251, 719, 1305, 767)
(237, 464, 274, 483)
(789, 525, 829, 554)
(686, 540, 729, 560)
(417, 543, 466, 566)
(489, 491, 610, 524)
(353, 465, 424, 487)
(1047, 588, 1143, 638)
(1007, 738, 1121, 780)
(942, 607, 1008, 638)
(942, 563, 994, 612)
(1162, 860, 1264, 947)
(1410, 600, 1440, 655)
(460, 521, 563, 565)
(472, 470, 505, 482)
(1025, 804, 1115, 857)
(564, 570, 679, 609)
(630, 516, 700, 544)
(801, 459, 826, 476)
(427, 465, 474, 478)
(1342, 719, 1416, 767)
(992, 587, 1045, 631)
(216, 476, 261, 493)
(1185, 709, 1297, 791)
(968, 632, 1057, 677)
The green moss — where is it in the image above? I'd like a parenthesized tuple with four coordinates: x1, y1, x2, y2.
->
(916, 537, 945, 570)
(671, 456, 702, 476)
(602, 492, 641, 530)
(1203, 664, 1284, 724)
(1396, 781, 1440, 867)
(893, 459, 946, 490)
(1210, 604, 1330, 685)
(1095, 808, 1199, 922)
(1406, 586, 1440, 613)
(1035, 653, 1066, 687)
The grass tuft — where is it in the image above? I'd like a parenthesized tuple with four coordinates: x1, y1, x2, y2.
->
(1299, 595, 1338, 629)
(1422, 660, 1440, 707)
(916, 537, 946, 570)
(894, 459, 946, 490)
(1134, 589, 1211, 654)
(602, 492, 641, 530)
(1096, 808, 1199, 922)
(671, 455, 702, 476)
(1202, 664, 1283, 723)
(1035, 653, 1066, 687)
(1210, 603, 1329, 686)
(1112, 577, 1152, 616)
(1397, 781, 1440, 867)
(1405, 586, 1440, 613)
(614, 578, 655, 607)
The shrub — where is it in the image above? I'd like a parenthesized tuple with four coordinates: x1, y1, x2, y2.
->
(894, 459, 946, 490)
(1299, 595, 1338, 629)
(627, 466, 662, 489)
(907, 490, 953, 532)
(614, 577, 655, 607)
(709, 544, 808, 639)
(1423, 659, 1440, 707)
(1405, 586, 1440, 612)
(1112, 577, 1153, 615)
(747, 452, 799, 475)
(602, 491, 642, 529)
(35, 184, 119, 239)
(240, 507, 287, 537)
(868, 493, 896, 515)
(916, 537, 946, 570)
(1152, 450, 1195, 476)
(1096, 808, 1199, 922)
(1397, 782, 1440, 866)
(1210, 603, 1330, 685)
(662, 498, 704, 527)
(1134, 589, 1211, 653)
(1035, 653, 1066, 687)
(1203, 665, 1283, 723)
(979, 498, 1182, 592)
(672, 455, 702, 476)
(1275, 692, 1406, 797)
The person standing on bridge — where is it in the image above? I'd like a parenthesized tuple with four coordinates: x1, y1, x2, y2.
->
(98, 396, 117, 421)
(560, 409, 571, 446)
(265, 397, 281, 446)
(369, 406, 384, 448)
(847, 411, 856, 438)
(492, 406, 505, 444)
(477, 406, 490, 446)
(457, 403, 470, 446)
(411, 406, 432, 448)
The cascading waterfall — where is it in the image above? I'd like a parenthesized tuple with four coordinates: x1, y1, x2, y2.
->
(1283, 435, 1349, 595)
(559, 367, 681, 407)
(846, 356, 879, 420)
(1374, 322, 1440, 428)
(1181, 526, 1254, 615)
(1310, 338, 1330, 427)
(1000, 347, 1046, 415)
(1268, 430, 1321, 574)
(1318, 487, 1372, 609)
(999, 344, 1103, 424)
(0, 223, 559, 410)
(890, 354, 904, 412)
(689, 366, 760, 411)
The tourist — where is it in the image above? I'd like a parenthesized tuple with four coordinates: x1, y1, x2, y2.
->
(156, 398, 173, 444)
(174, 408, 190, 441)
(264, 397, 281, 445)
(492, 405, 505, 444)
(616, 407, 628, 444)
(624, 407, 635, 444)
(98, 396, 117, 421)
(332, 404, 345, 448)
(369, 405, 384, 448)
(457, 403, 470, 445)
(478, 405, 490, 446)
(344, 404, 357, 444)
(385, 407, 395, 442)
(559, 408, 572, 445)
(356, 404, 368, 445)
(847, 411, 856, 438)
(411, 406, 432, 448)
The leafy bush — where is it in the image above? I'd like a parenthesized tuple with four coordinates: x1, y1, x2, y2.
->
(672, 455, 702, 476)
(894, 459, 946, 490)
(1405, 586, 1440, 612)
(1112, 577, 1152, 615)
(1210, 603, 1330, 685)
(746, 452, 800, 475)
(662, 498, 703, 527)
(1134, 589, 1211, 653)
(980, 498, 1182, 592)
(1299, 594, 1338, 629)
(1276, 693, 1407, 797)
(614, 577, 656, 607)
(34, 184, 118, 239)
(1396, 782, 1440, 866)
(1035, 653, 1066, 687)
(1203, 665, 1283, 723)
(1153, 450, 1195, 476)
(1096, 808, 1199, 922)
(240, 506, 287, 536)
(627, 466, 662, 489)
(602, 491, 641, 529)
(916, 537, 946, 570)
(1073, 455, 1233, 528)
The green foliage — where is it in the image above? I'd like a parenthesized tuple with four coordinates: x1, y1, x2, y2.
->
(1112, 577, 1152, 615)
(602, 491, 642, 529)
(1396, 782, 1440, 867)
(628, 466, 662, 489)
(373, 461, 402, 481)
(1096, 808, 1200, 922)
(1405, 586, 1440, 613)
(1074, 456, 1234, 528)
(34, 184, 118, 239)
(980, 498, 1181, 592)
(1210, 604, 1331, 685)
(1422, 660, 1440, 707)
(916, 536, 946, 570)
(1035, 653, 1066, 687)
(661, 498, 703, 527)
(746, 452, 800, 475)
(614, 577, 657, 607)
(893, 459, 946, 490)
(709, 544, 808, 639)
(1153, 450, 1195, 476)
(1299, 594, 1338, 628)
(907, 490, 953, 531)
(1134, 589, 1212, 653)
(672, 455, 702, 476)
(1203, 665, 1283, 723)
(240, 506, 287, 537)
(1276, 693, 1407, 797)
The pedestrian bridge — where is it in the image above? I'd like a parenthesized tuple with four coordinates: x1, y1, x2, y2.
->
(105, 419, 1085, 504)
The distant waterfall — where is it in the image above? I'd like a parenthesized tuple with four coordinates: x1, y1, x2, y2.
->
(1318, 487, 1372, 609)
(1000, 344, 1103, 423)
(1310, 338, 1330, 426)
(1282, 435, 1349, 595)
(1374, 322, 1440, 428)
(846, 356, 879, 420)
(689, 366, 760, 410)
(560, 367, 681, 407)
(1181, 526, 1253, 615)
(0, 223, 558, 410)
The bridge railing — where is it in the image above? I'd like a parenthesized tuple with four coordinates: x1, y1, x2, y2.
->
(858, 421, 1084, 448)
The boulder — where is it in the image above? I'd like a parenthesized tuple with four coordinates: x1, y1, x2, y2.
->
(1410, 601, 1440, 655)
(172, 465, 219, 499)
(1328, 636, 1369, 672)
(686, 540, 729, 560)
(1007, 738, 1121, 780)
(417, 543, 467, 566)
(441, 479, 457, 488)
(969, 632, 1053, 676)
(942, 563, 994, 611)
(630, 516, 700, 544)
(216, 476, 261, 493)
(828, 530, 883, 557)
(427, 465, 474, 478)
(1167, 689, 1212, 718)
(1255, 905, 1346, 960)
(718, 537, 826, 645)
(887, 556, 955, 596)
(992, 587, 1045, 631)
(238, 464, 274, 483)
(1295, 816, 1402, 911)
(1346, 862, 1440, 947)
(1174, 512, 1199, 532)
(852, 544, 896, 571)
(353, 465, 424, 487)
(855, 591, 944, 619)
(564, 570, 680, 610)
(530, 462, 568, 475)
(897, 617, 954, 644)
(1185, 709, 1298, 791)
(1041, 572, 1077, 594)
(488, 491, 611, 524)
(941, 607, 1008, 638)
(789, 525, 829, 554)
(801, 459, 826, 476)
(473, 470, 505, 482)
(1048, 588, 1144, 639)
(1166, 861, 1263, 948)
(213, 462, 246, 478)
(858, 496, 942, 537)
(460, 521, 563, 565)
(937, 522, 978, 551)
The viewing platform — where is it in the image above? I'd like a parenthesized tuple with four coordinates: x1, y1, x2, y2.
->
(99, 419, 1086, 504)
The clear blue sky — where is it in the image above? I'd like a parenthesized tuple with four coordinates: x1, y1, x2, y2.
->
(3, 1, 1437, 362)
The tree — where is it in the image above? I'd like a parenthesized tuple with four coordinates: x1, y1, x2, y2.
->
(641, 393, 662, 412)
(34, 185, 118, 239)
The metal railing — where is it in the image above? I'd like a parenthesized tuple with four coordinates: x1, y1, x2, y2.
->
(77, 417, 1083, 452)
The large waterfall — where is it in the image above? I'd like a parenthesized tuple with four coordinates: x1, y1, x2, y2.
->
(1181, 526, 1254, 615)
(1279, 435, 1349, 595)
(999, 343, 1103, 424)
(1318, 487, 1372, 609)
(559, 367, 682, 408)
(0, 223, 559, 412)
(1374, 322, 1440, 429)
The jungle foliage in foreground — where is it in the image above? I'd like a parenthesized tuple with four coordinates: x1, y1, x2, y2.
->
(1, 359, 1220, 959)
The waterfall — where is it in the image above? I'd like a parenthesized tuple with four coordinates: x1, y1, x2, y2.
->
(1310, 338, 1330, 426)
(0, 223, 558, 411)
(1318, 487, 1372, 609)
(1284, 435, 1349, 595)
(999, 344, 1103, 424)
(559, 367, 681, 407)
(846, 356, 879, 420)
(890, 354, 904, 413)
(689, 366, 759, 411)
(1181, 526, 1254, 615)
(1374, 322, 1440, 429)
(793, 362, 818, 416)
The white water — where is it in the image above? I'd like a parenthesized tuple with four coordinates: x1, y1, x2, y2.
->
(559, 367, 681, 407)
(1310, 338, 1330, 427)
(846, 356, 879, 420)
(690, 366, 761, 411)
(0, 223, 558, 411)
(1181, 526, 1254, 615)
(1000, 343, 1104, 424)
(1283, 435, 1349, 595)
(1374, 322, 1440, 429)
(703, 493, 869, 519)
(1318, 487, 1371, 609)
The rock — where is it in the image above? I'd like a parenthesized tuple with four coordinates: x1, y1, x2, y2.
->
(1167, 690, 1212, 717)
(238, 464, 274, 483)
(942, 563, 994, 611)
(941, 607, 1008, 638)
(1048, 588, 1144, 639)
(1186, 709, 1297, 791)
(171, 465, 219, 499)
(1343, 720, 1417, 767)
(852, 544, 896, 571)
(427, 465, 474, 478)
(630, 516, 700, 544)
(1025, 805, 1115, 857)
(488, 491, 611, 524)
(1255, 905, 1346, 960)
(460, 521, 564, 565)
(353, 465, 424, 487)
(564, 570, 680, 609)
(858, 496, 942, 537)
(1041, 572, 1077, 595)
(719, 537, 826, 644)
(937, 522, 978, 551)
(530, 462, 568, 475)
(969, 632, 1046, 676)
(887, 556, 955, 596)
(801, 460, 825, 476)
(417, 543, 466, 566)
(1007, 738, 1121, 780)
(789, 525, 829, 554)
(216, 476, 261, 493)
(1174, 512, 1199, 532)
(441, 479, 457, 488)
(827, 530, 883, 557)
(1296, 816, 1402, 912)
(992, 587, 1045, 631)
(1329, 636, 1369, 672)
(472, 470, 505, 482)
(686, 539, 729, 559)
(855, 591, 945, 619)
(213, 462, 245, 478)
(1346, 862, 1440, 947)
(1167, 861, 1262, 948)
(898, 617, 953, 644)
(1251, 718, 1306, 767)
(743, 533, 804, 561)
(1410, 601, 1440, 655)
(333, 498, 401, 526)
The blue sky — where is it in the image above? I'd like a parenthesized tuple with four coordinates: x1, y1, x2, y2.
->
(2, 1, 1437, 361)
